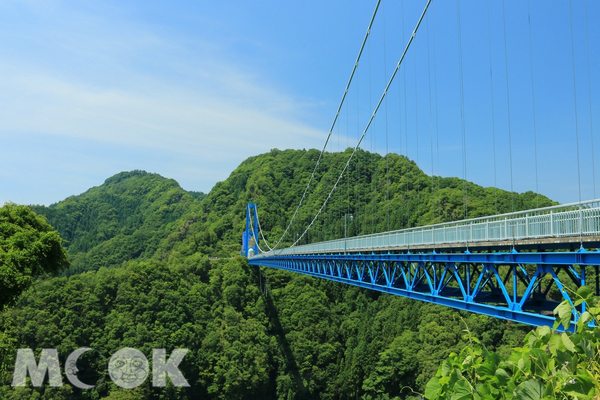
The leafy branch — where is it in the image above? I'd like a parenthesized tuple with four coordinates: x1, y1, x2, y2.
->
(425, 286, 600, 399)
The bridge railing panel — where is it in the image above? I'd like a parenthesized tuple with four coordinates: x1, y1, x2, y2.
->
(527, 213, 551, 238)
(256, 199, 600, 256)
(583, 206, 600, 234)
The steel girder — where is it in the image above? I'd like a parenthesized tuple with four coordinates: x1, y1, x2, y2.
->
(249, 251, 600, 331)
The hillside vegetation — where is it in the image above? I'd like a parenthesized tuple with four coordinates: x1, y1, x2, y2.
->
(0, 149, 557, 399)
(30, 171, 206, 275)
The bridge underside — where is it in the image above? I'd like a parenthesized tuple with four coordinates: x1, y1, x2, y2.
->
(249, 250, 600, 331)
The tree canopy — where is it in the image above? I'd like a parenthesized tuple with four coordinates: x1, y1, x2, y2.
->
(0, 203, 69, 309)
(0, 149, 564, 398)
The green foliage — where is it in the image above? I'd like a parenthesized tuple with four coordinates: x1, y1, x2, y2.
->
(0, 258, 529, 399)
(0, 150, 559, 399)
(30, 171, 204, 274)
(0, 203, 68, 309)
(162, 149, 554, 261)
(0, 257, 275, 399)
(425, 287, 600, 399)
(28, 151, 554, 275)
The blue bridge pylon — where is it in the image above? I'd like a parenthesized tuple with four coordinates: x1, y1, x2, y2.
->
(242, 203, 260, 257)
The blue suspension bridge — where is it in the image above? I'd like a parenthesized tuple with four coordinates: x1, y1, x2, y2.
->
(243, 0, 600, 331)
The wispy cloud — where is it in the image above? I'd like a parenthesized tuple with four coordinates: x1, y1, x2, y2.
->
(1, 68, 324, 157)
(0, 0, 328, 204)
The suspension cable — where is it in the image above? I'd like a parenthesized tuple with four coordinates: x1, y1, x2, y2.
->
(568, 0, 582, 205)
(433, 4, 441, 222)
(255, 211, 273, 251)
(284, 0, 433, 249)
(456, 0, 468, 221)
(384, 0, 390, 232)
(427, 12, 435, 231)
(354, 76, 359, 235)
(502, 0, 516, 244)
(402, 0, 409, 232)
(414, 34, 421, 228)
(259, 0, 383, 250)
(584, 0, 596, 198)
(487, 0, 498, 214)
(527, 0, 540, 208)
(369, 26, 374, 234)
(569, 0, 583, 245)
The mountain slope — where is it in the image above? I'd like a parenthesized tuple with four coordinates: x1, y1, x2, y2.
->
(31, 150, 555, 273)
(30, 170, 204, 274)
(0, 149, 558, 399)
(159, 148, 555, 262)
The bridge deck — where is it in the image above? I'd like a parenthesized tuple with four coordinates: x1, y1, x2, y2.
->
(247, 200, 600, 330)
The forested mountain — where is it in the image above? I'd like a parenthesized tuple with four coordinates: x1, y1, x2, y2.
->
(164, 148, 554, 259)
(30, 171, 205, 275)
(0, 149, 556, 399)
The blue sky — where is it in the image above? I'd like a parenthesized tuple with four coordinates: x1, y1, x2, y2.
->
(1, 0, 598, 206)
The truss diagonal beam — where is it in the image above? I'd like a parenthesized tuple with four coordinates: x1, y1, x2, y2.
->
(250, 251, 600, 331)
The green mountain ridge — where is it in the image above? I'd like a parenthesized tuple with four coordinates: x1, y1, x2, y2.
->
(30, 170, 206, 275)
(159, 148, 555, 261)
(0, 149, 558, 399)
(31, 149, 555, 276)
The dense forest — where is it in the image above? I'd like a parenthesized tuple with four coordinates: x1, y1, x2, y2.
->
(0, 149, 561, 399)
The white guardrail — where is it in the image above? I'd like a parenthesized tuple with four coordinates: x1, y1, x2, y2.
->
(255, 199, 600, 257)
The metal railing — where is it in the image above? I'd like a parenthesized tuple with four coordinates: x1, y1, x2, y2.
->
(255, 199, 600, 257)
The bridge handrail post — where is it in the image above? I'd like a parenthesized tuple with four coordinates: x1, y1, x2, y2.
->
(580, 203, 584, 235)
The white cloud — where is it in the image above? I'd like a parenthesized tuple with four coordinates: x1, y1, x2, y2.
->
(0, 67, 324, 154)
(0, 1, 330, 204)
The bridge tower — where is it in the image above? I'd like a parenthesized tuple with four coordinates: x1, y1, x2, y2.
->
(243, 203, 260, 257)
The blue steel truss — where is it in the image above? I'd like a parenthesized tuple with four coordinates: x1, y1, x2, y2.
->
(249, 250, 600, 331)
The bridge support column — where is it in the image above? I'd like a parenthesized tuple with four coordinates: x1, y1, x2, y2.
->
(243, 203, 260, 257)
